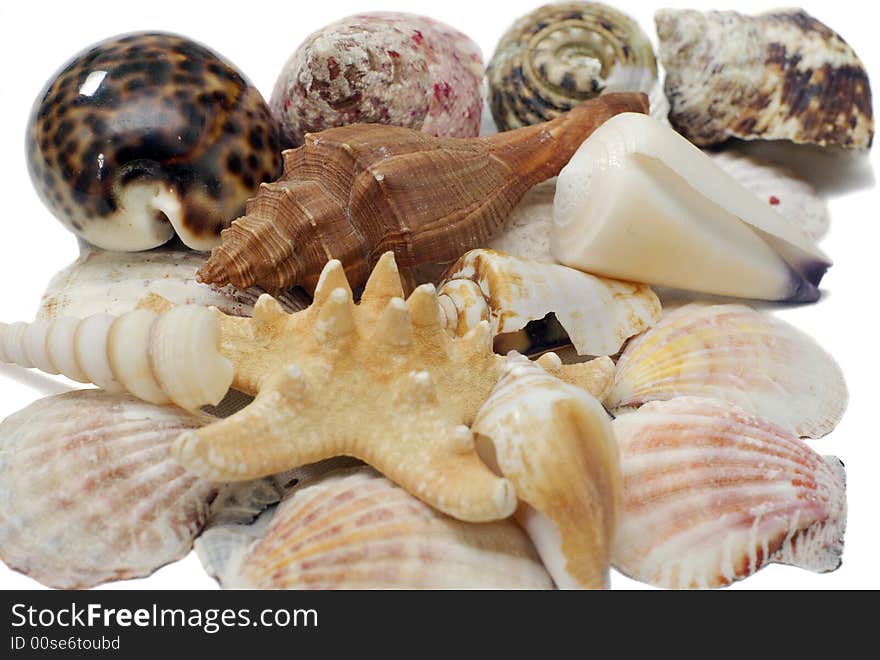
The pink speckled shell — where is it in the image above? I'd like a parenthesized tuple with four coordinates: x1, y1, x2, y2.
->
(270, 12, 483, 145)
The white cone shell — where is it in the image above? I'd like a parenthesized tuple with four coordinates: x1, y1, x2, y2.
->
(552, 113, 831, 302)
(489, 149, 827, 262)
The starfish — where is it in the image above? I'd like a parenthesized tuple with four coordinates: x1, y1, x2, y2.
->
(148, 253, 613, 522)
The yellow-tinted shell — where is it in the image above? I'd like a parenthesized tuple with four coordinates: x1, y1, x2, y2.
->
(606, 303, 847, 438)
(197, 93, 649, 294)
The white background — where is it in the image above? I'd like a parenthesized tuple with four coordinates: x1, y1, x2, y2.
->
(0, 0, 877, 590)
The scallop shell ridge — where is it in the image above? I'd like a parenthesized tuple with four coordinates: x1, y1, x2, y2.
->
(612, 397, 847, 589)
(0, 390, 218, 589)
(606, 303, 847, 438)
(196, 467, 554, 589)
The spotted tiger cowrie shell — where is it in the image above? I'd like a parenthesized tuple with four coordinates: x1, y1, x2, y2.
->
(26, 32, 282, 252)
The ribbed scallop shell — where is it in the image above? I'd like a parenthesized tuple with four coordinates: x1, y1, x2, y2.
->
(606, 304, 847, 438)
(487, 2, 667, 131)
(196, 467, 554, 589)
(710, 151, 829, 240)
(0, 390, 218, 589)
(612, 397, 846, 589)
(37, 247, 309, 320)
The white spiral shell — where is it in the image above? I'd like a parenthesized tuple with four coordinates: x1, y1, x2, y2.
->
(0, 305, 233, 412)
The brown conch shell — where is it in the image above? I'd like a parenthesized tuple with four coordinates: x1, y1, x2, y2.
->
(158, 252, 615, 523)
(197, 93, 649, 294)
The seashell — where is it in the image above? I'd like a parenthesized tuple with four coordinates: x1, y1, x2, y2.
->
(196, 93, 649, 295)
(487, 2, 669, 131)
(612, 397, 847, 589)
(157, 252, 615, 522)
(656, 9, 873, 150)
(552, 113, 832, 302)
(605, 303, 847, 439)
(270, 12, 484, 146)
(37, 246, 310, 320)
(473, 356, 620, 589)
(709, 151, 830, 241)
(196, 467, 554, 589)
(26, 32, 282, 252)
(0, 304, 232, 412)
(437, 249, 661, 356)
(487, 179, 558, 263)
(490, 149, 828, 261)
(0, 390, 219, 589)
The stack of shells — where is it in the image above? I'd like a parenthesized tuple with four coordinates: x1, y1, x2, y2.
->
(0, 1, 872, 589)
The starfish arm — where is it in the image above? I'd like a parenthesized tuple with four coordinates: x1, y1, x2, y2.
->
(173, 388, 326, 481)
(354, 412, 517, 523)
(539, 354, 615, 401)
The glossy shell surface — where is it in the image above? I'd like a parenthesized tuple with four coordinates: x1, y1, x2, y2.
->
(26, 32, 282, 251)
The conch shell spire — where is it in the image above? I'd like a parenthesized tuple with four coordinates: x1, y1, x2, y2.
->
(197, 93, 648, 294)
(0, 307, 232, 412)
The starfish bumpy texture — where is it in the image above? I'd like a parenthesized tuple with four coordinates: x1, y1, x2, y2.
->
(151, 253, 612, 522)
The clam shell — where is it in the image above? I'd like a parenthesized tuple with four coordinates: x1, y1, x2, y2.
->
(709, 151, 829, 241)
(606, 303, 847, 438)
(37, 247, 309, 320)
(657, 9, 873, 150)
(488, 2, 666, 130)
(0, 390, 218, 589)
(473, 356, 620, 589)
(612, 397, 846, 589)
(196, 467, 554, 589)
